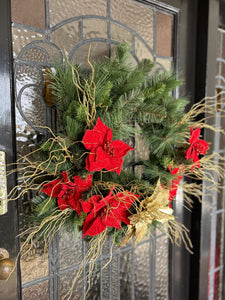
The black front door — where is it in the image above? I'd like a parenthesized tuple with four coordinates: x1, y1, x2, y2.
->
(0, 0, 218, 299)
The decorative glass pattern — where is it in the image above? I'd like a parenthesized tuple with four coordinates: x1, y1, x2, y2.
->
(70, 42, 109, 67)
(111, 0, 154, 49)
(11, 0, 175, 299)
(12, 27, 45, 58)
(11, 0, 46, 29)
(83, 19, 108, 40)
(155, 236, 168, 299)
(20, 254, 49, 284)
(134, 242, 150, 299)
(50, 21, 80, 57)
(156, 11, 173, 57)
(59, 230, 83, 270)
(111, 23, 133, 44)
(22, 281, 49, 300)
(49, 0, 108, 26)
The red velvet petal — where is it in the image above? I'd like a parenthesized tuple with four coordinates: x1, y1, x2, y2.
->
(73, 174, 93, 192)
(104, 128, 113, 143)
(111, 140, 134, 157)
(116, 209, 131, 225)
(62, 171, 70, 183)
(57, 197, 69, 210)
(112, 192, 137, 210)
(82, 212, 106, 237)
(86, 147, 110, 172)
(93, 118, 110, 136)
(81, 195, 102, 213)
(42, 179, 62, 197)
(68, 197, 83, 216)
(105, 157, 123, 175)
(196, 140, 209, 154)
(168, 165, 180, 175)
(83, 130, 104, 150)
(185, 145, 193, 160)
(189, 126, 200, 144)
(95, 146, 110, 163)
(102, 212, 121, 230)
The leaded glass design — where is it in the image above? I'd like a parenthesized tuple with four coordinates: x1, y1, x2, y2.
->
(11, 0, 175, 298)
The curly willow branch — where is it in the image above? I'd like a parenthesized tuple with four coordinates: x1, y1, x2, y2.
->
(68, 45, 97, 129)
(7, 126, 82, 202)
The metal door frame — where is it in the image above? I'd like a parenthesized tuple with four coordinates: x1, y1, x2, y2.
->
(0, 1, 20, 300)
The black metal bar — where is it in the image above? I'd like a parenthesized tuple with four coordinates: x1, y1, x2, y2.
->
(0, 1, 20, 300)
(131, 241, 135, 300)
(149, 234, 156, 300)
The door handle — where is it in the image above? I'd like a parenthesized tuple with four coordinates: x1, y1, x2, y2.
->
(0, 248, 14, 280)
(0, 151, 7, 215)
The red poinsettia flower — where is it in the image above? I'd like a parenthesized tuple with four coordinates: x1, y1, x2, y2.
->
(42, 171, 92, 216)
(168, 165, 183, 207)
(82, 118, 134, 175)
(82, 189, 138, 237)
(185, 125, 209, 171)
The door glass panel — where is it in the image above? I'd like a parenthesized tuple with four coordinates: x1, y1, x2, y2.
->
(22, 281, 49, 300)
(11, 0, 175, 298)
(49, 0, 108, 26)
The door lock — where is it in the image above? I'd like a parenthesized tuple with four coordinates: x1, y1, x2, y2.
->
(0, 151, 7, 215)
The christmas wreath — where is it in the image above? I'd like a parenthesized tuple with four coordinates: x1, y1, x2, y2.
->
(9, 44, 224, 297)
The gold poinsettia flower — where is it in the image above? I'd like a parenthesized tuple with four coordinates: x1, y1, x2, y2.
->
(119, 180, 174, 248)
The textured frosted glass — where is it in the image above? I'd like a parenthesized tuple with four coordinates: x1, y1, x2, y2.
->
(156, 12, 173, 57)
(111, 0, 154, 49)
(155, 236, 168, 300)
(135, 242, 150, 299)
(20, 86, 45, 128)
(12, 27, 45, 58)
(101, 259, 111, 299)
(15, 65, 42, 91)
(111, 23, 133, 44)
(20, 254, 48, 284)
(50, 22, 79, 57)
(20, 48, 47, 63)
(11, 0, 46, 29)
(49, 0, 107, 26)
(60, 270, 83, 300)
(70, 42, 108, 67)
(156, 57, 172, 72)
(83, 19, 107, 40)
(111, 255, 120, 299)
(85, 264, 101, 299)
(120, 249, 132, 299)
(135, 37, 154, 62)
(22, 281, 49, 300)
(59, 230, 83, 270)
(32, 43, 62, 63)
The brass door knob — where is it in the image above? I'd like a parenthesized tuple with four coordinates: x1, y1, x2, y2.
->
(0, 248, 14, 280)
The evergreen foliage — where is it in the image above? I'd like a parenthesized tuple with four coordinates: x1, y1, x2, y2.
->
(32, 43, 191, 238)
